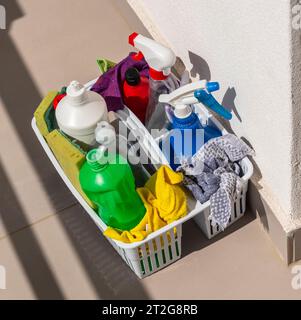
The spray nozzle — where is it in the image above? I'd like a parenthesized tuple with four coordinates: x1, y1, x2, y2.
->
(206, 82, 220, 93)
(128, 32, 176, 80)
(194, 89, 232, 120)
(159, 80, 232, 120)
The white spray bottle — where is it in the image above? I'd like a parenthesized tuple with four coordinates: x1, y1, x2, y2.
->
(128, 32, 178, 130)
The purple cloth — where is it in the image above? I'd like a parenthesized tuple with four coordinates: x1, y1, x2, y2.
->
(91, 53, 149, 112)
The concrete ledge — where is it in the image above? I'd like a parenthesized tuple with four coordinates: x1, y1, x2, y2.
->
(293, 228, 301, 262)
(247, 179, 299, 265)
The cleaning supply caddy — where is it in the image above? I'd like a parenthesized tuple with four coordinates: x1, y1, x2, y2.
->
(32, 34, 254, 278)
(32, 79, 253, 279)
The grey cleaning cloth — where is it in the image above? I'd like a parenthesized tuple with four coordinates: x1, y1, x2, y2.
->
(178, 134, 254, 229)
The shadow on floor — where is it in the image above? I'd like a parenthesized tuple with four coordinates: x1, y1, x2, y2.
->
(0, 0, 148, 299)
(0, 161, 64, 299)
(181, 211, 256, 258)
(60, 205, 149, 299)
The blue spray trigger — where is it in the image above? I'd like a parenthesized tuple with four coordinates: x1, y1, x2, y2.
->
(206, 82, 220, 93)
(194, 89, 232, 120)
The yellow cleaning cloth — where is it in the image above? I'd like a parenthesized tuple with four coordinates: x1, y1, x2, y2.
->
(104, 165, 187, 243)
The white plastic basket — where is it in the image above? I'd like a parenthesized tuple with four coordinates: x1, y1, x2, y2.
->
(32, 79, 253, 278)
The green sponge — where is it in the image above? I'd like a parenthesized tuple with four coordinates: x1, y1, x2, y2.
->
(96, 58, 116, 74)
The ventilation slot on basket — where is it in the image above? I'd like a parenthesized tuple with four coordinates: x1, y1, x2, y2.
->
(147, 256, 153, 272)
(168, 246, 173, 260)
(161, 249, 167, 264)
(210, 221, 214, 236)
(240, 197, 243, 214)
(175, 241, 180, 257)
(140, 260, 145, 275)
(234, 203, 237, 219)
(155, 253, 160, 268)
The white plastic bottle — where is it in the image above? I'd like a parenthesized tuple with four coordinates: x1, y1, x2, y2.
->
(55, 81, 108, 146)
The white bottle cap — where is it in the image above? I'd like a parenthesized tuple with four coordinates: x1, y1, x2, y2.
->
(174, 104, 192, 118)
(66, 80, 87, 104)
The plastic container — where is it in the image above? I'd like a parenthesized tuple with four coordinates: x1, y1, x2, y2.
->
(55, 80, 108, 146)
(32, 78, 253, 278)
(122, 67, 149, 123)
(157, 80, 231, 169)
(79, 148, 146, 231)
(128, 32, 178, 131)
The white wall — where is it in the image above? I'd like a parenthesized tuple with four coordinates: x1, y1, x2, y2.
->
(129, 0, 301, 227)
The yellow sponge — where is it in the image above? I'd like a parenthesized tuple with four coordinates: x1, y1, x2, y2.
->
(45, 130, 96, 209)
(34, 91, 58, 137)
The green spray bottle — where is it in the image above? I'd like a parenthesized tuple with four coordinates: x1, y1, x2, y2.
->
(79, 127, 146, 231)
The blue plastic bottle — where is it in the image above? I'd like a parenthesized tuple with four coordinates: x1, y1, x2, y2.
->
(162, 107, 222, 170)
(159, 80, 231, 170)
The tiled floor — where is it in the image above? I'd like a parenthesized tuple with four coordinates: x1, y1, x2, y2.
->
(0, 0, 301, 300)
